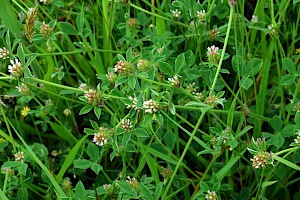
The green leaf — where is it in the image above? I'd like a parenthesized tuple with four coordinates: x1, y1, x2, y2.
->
(273, 134, 285, 148)
(8, 122, 66, 197)
(169, 101, 176, 115)
(58, 22, 79, 35)
(164, 131, 176, 151)
(79, 105, 93, 115)
(17, 163, 28, 176)
(1, 161, 20, 169)
(75, 181, 86, 200)
(280, 124, 296, 137)
(158, 62, 174, 76)
(274, 155, 300, 171)
(140, 183, 154, 200)
(128, 76, 137, 89)
(270, 115, 283, 132)
(17, 44, 25, 64)
(294, 0, 300, 4)
(118, 181, 137, 196)
(0, 0, 21, 36)
(133, 128, 149, 137)
(76, 4, 85, 32)
(90, 120, 99, 131)
(143, 114, 153, 126)
(240, 76, 253, 90)
(87, 142, 99, 162)
(244, 58, 263, 76)
(262, 181, 278, 189)
(56, 135, 88, 183)
(126, 48, 133, 62)
(280, 74, 296, 86)
(74, 159, 94, 169)
(49, 122, 77, 145)
(155, 182, 163, 200)
(91, 163, 103, 174)
(282, 58, 296, 74)
(232, 55, 244, 75)
(175, 53, 185, 74)
(94, 107, 101, 120)
(0, 188, 9, 200)
(213, 6, 229, 19)
(155, 113, 163, 125)
(115, 77, 128, 86)
(216, 149, 246, 181)
(200, 182, 210, 191)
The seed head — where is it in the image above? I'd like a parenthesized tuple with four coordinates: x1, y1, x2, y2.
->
(208, 28, 219, 41)
(143, 99, 160, 114)
(114, 61, 134, 76)
(40, 21, 53, 38)
(229, 0, 236, 7)
(2, 168, 15, 176)
(250, 151, 274, 169)
(16, 83, 30, 95)
(84, 89, 104, 107)
(61, 177, 72, 191)
(137, 59, 152, 72)
(24, 7, 38, 43)
(205, 94, 218, 105)
(127, 18, 139, 30)
(160, 167, 173, 183)
(106, 72, 117, 82)
(8, 59, 24, 77)
(0, 47, 10, 59)
(63, 108, 72, 117)
(14, 151, 25, 162)
(126, 176, 140, 191)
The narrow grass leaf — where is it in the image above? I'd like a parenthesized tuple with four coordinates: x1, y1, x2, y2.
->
(56, 135, 88, 183)
(0, 0, 21, 35)
(49, 122, 77, 145)
(273, 155, 300, 171)
(8, 121, 66, 197)
(0, 188, 9, 200)
(216, 149, 246, 181)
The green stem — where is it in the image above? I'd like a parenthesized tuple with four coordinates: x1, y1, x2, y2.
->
(162, 110, 208, 199)
(211, 6, 234, 92)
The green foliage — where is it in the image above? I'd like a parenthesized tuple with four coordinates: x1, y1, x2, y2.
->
(0, 0, 300, 200)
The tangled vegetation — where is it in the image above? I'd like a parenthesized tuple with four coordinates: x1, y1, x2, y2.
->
(0, 0, 300, 199)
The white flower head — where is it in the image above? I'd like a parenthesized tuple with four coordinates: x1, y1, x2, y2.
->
(143, 99, 160, 114)
(8, 59, 24, 77)
(0, 47, 10, 59)
(197, 10, 206, 21)
(14, 151, 25, 162)
(171, 9, 181, 19)
(251, 15, 259, 23)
